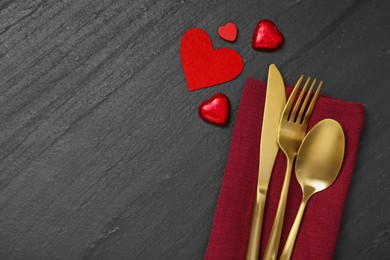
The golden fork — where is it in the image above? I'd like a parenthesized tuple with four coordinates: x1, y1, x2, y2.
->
(263, 76, 322, 260)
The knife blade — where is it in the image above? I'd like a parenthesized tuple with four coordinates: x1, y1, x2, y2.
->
(246, 64, 286, 260)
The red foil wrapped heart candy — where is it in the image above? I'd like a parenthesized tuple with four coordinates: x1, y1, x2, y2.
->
(199, 93, 230, 126)
(252, 19, 284, 51)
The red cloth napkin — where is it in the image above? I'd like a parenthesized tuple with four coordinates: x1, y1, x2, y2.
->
(205, 78, 365, 260)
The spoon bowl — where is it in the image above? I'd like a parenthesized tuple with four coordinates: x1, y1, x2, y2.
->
(295, 119, 345, 195)
(280, 119, 345, 260)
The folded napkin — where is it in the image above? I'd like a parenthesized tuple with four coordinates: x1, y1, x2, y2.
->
(205, 78, 365, 260)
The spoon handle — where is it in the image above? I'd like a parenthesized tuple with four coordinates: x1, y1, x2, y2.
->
(264, 156, 294, 260)
(279, 196, 310, 260)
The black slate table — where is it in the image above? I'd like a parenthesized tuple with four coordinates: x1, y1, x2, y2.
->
(0, 0, 389, 259)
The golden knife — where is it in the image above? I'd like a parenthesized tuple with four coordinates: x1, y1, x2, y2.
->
(246, 64, 286, 260)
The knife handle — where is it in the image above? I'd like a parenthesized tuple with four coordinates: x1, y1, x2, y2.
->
(246, 191, 267, 260)
(263, 156, 294, 260)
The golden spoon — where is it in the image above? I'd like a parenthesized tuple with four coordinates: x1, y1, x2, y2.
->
(279, 119, 345, 260)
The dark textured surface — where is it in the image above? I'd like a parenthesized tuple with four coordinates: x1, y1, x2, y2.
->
(0, 0, 389, 259)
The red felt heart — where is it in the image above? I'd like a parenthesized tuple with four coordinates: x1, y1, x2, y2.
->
(252, 19, 284, 51)
(218, 22, 237, 42)
(199, 93, 230, 126)
(180, 28, 243, 91)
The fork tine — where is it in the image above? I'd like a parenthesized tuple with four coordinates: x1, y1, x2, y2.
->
(282, 75, 304, 120)
(296, 78, 316, 123)
(301, 81, 323, 125)
(289, 77, 310, 121)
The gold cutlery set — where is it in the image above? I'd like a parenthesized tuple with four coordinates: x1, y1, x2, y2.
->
(246, 65, 345, 260)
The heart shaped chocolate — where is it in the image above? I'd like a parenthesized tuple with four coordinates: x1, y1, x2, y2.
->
(199, 93, 230, 126)
(252, 20, 284, 51)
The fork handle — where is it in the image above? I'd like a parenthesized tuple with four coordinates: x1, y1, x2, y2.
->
(263, 156, 294, 260)
(246, 191, 267, 260)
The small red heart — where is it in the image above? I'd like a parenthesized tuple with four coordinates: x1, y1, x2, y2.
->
(180, 28, 243, 91)
(218, 22, 238, 42)
(252, 19, 284, 51)
(199, 93, 230, 126)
